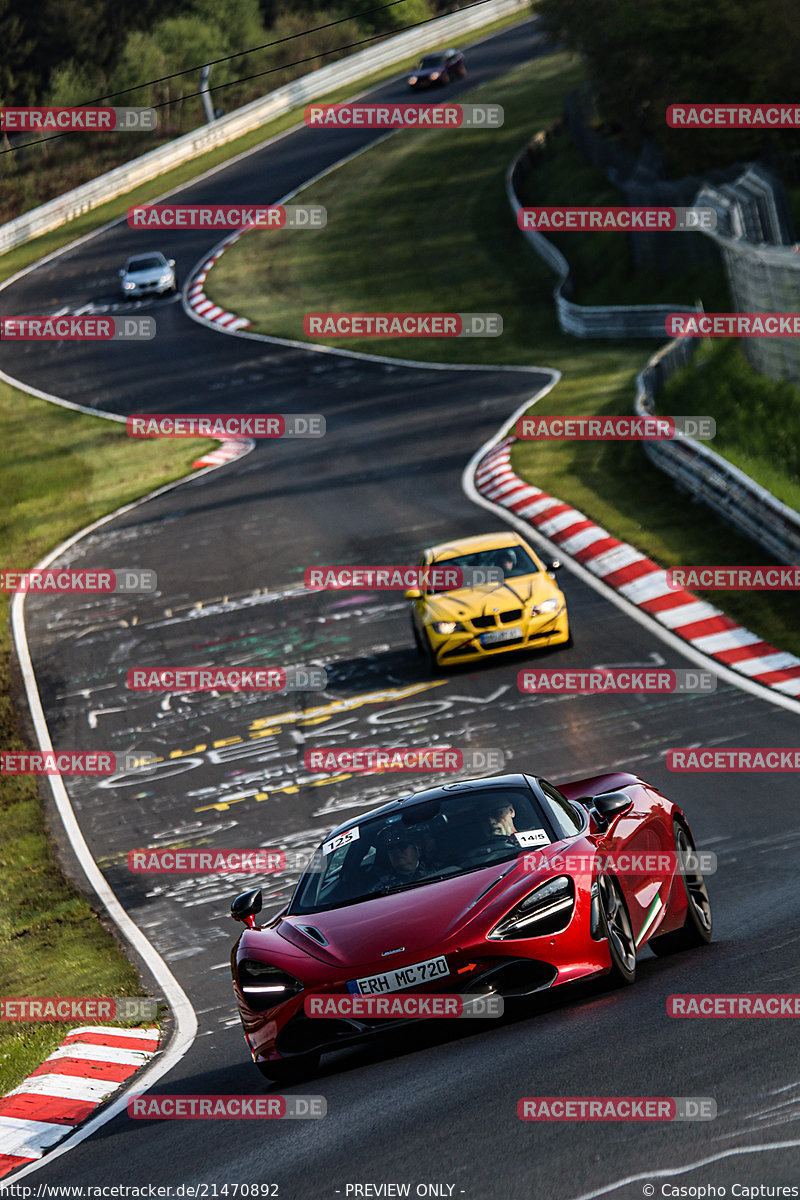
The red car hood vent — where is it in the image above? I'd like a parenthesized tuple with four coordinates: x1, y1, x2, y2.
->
(277, 866, 514, 967)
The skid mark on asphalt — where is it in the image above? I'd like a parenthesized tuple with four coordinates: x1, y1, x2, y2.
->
(30, 543, 769, 983)
(568, 1138, 800, 1200)
(59, 296, 181, 316)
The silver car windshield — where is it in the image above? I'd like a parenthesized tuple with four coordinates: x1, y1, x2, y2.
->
(127, 256, 164, 272)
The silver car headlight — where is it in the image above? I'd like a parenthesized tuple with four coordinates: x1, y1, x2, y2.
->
(488, 876, 575, 939)
(122, 280, 136, 290)
(159, 273, 172, 285)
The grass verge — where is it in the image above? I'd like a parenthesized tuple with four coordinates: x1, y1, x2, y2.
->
(516, 125, 731, 310)
(208, 50, 800, 656)
(659, 338, 800, 513)
(0, 390, 215, 1094)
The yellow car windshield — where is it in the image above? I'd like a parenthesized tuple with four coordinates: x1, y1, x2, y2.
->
(427, 547, 539, 592)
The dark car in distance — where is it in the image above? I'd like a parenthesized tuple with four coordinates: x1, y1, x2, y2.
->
(407, 49, 466, 89)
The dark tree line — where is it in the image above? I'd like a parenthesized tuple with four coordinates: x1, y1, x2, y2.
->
(0, 0, 193, 105)
(0, 0, 457, 110)
(538, 0, 800, 174)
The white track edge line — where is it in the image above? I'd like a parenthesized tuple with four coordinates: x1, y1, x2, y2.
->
(0, 448, 288, 1181)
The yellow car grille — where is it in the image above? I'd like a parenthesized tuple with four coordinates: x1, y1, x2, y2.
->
(469, 608, 522, 630)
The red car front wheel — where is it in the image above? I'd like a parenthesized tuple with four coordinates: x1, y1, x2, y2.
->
(649, 819, 713, 955)
(598, 875, 637, 984)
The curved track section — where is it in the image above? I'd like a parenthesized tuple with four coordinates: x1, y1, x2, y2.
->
(1, 18, 799, 1200)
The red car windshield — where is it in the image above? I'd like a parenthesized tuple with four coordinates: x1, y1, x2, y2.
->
(289, 787, 554, 915)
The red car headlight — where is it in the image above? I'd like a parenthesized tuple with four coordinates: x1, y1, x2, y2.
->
(488, 876, 575, 939)
(238, 959, 303, 1010)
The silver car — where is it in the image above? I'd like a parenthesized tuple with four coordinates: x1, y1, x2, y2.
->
(119, 251, 176, 298)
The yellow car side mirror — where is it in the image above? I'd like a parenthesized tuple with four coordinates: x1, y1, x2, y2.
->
(405, 588, 421, 600)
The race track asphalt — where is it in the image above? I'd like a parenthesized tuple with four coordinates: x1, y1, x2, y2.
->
(2, 17, 799, 1199)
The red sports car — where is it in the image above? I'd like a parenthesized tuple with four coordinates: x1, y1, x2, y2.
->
(230, 772, 712, 1081)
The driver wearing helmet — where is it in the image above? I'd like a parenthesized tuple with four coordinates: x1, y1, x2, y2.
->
(376, 828, 429, 887)
(494, 547, 518, 578)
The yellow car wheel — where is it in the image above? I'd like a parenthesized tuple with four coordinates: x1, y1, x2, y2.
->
(423, 629, 444, 676)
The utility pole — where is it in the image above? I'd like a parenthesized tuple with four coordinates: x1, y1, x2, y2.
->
(200, 65, 215, 124)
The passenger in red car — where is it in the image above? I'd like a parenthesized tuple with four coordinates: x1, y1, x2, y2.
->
(483, 801, 517, 838)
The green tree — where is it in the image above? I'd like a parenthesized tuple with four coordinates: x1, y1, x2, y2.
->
(0, 0, 35, 104)
(44, 60, 102, 106)
(538, 0, 794, 174)
(108, 31, 170, 118)
(192, 0, 264, 53)
(360, 0, 434, 33)
(188, 0, 266, 109)
(153, 15, 227, 123)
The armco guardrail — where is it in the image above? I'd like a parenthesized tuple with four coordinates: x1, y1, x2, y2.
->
(0, 0, 529, 256)
(695, 172, 800, 385)
(506, 136, 700, 337)
(506, 131, 800, 558)
(635, 339, 800, 565)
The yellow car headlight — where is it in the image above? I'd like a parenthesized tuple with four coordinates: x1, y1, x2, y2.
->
(531, 598, 560, 617)
(431, 621, 464, 635)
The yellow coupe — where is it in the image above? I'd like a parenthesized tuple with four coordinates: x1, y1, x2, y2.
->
(406, 532, 570, 670)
